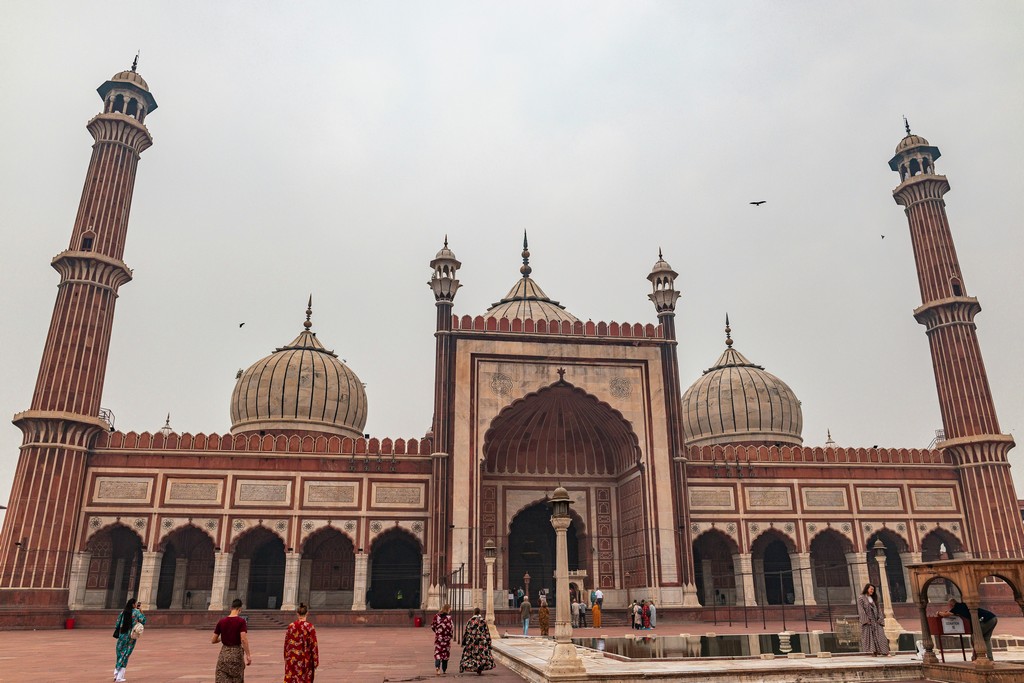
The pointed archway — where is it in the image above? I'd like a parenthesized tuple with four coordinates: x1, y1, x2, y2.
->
(156, 525, 214, 609)
(692, 530, 740, 606)
(302, 528, 355, 608)
(482, 378, 646, 598)
(85, 524, 143, 609)
(231, 527, 285, 609)
(369, 528, 422, 609)
(507, 502, 583, 603)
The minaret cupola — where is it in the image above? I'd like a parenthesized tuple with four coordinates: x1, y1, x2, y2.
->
(428, 236, 462, 304)
(888, 117, 941, 182)
(647, 249, 680, 316)
(97, 55, 158, 123)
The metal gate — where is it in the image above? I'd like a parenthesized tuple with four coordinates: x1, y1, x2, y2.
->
(440, 563, 466, 643)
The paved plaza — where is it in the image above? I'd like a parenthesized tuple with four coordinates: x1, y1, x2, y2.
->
(3, 618, 1024, 682)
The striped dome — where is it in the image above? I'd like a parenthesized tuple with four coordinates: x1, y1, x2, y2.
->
(682, 338, 802, 447)
(230, 327, 367, 438)
(485, 276, 579, 323)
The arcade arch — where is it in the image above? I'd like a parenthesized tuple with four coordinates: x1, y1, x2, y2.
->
(866, 529, 909, 603)
(809, 529, 854, 604)
(368, 528, 422, 609)
(692, 529, 739, 606)
(751, 529, 796, 605)
(84, 523, 143, 609)
(507, 501, 585, 602)
(230, 527, 285, 609)
(301, 528, 356, 609)
(156, 524, 214, 609)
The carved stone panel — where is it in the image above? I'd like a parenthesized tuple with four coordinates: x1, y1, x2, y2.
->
(166, 479, 223, 505)
(745, 487, 793, 511)
(94, 477, 152, 503)
(371, 483, 425, 509)
(911, 488, 956, 511)
(304, 482, 358, 507)
(856, 488, 903, 511)
(688, 487, 735, 511)
(234, 480, 291, 506)
(801, 487, 848, 511)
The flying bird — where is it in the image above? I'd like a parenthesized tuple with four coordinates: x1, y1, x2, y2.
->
(750, 201, 766, 206)
(238, 322, 245, 327)
(881, 235, 885, 239)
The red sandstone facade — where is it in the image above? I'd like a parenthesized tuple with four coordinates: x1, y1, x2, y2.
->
(0, 69, 1021, 625)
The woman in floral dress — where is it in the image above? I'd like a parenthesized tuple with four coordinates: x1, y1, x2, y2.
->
(112, 598, 146, 682)
(283, 603, 319, 682)
(459, 608, 495, 675)
(431, 603, 454, 675)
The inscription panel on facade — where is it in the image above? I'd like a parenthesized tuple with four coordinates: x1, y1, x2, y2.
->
(857, 487, 903, 511)
(235, 480, 291, 506)
(802, 487, 848, 511)
(166, 479, 223, 504)
(745, 487, 793, 510)
(911, 488, 956, 511)
(688, 487, 735, 511)
(304, 482, 358, 507)
(371, 483, 425, 509)
(94, 477, 153, 503)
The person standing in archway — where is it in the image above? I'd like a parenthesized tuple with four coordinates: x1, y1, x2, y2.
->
(520, 595, 532, 635)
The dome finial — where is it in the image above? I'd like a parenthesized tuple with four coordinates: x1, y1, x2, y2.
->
(903, 115, 911, 136)
(658, 247, 663, 260)
(825, 428, 836, 447)
(443, 233, 449, 248)
(520, 230, 532, 278)
(725, 313, 733, 347)
(132, 51, 139, 73)
(304, 295, 313, 330)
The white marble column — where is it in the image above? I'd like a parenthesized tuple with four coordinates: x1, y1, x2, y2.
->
(208, 552, 233, 611)
(845, 552, 869, 601)
(136, 551, 163, 609)
(899, 552, 921, 603)
(753, 558, 767, 606)
(789, 552, 816, 606)
(352, 552, 369, 611)
(421, 553, 430, 609)
(67, 551, 92, 610)
(236, 558, 251, 608)
(733, 553, 757, 606)
(171, 557, 188, 608)
(281, 552, 302, 611)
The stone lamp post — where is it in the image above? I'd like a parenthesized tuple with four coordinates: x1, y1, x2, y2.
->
(484, 539, 499, 639)
(873, 539, 906, 651)
(548, 487, 585, 675)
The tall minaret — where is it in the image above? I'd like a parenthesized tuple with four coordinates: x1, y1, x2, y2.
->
(889, 122, 1024, 558)
(647, 251, 699, 606)
(426, 236, 460, 608)
(0, 63, 157, 604)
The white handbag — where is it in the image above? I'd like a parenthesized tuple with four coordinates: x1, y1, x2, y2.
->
(130, 622, 145, 640)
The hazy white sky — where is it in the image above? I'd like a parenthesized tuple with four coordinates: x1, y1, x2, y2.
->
(1, 1, 1023, 526)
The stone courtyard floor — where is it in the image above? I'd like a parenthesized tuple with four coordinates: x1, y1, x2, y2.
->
(3, 618, 1024, 682)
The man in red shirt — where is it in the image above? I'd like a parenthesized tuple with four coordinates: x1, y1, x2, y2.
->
(212, 598, 252, 681)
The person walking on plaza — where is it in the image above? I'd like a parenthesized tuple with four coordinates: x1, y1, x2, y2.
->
(112, 598, 146, 682)
(938, 598, 999, 661)
(632, 600, 642, 630)
(857, 584, 889, 656)
(538, 602, 550, 636)
(283, 603, 319, 683)
(592, 599, 602, 628)
(459, 608, 496, 675)
(648, 600, 657, 629)
(570, 599, 579, 627)
(431, 603, 455, 675)
(213, 598, 252, 682)
(520, 595, 532, 635)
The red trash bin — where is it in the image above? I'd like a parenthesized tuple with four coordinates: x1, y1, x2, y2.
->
(413, 616, 423, 627)
(65, 617, 75, 629)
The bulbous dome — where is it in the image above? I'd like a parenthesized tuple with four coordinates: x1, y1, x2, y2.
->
(230, 312, 367, 438)
(682, 325, 802, 447)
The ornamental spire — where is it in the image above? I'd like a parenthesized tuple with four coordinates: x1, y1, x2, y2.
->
(304, 295, 313, 330)
(725, 313, 733, 347)
(903, 115, 911, 136)
(520, 230, 532, 278)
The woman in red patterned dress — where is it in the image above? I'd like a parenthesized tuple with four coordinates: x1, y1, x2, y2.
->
(431, 603, 454, 675)
(283, 603, 319, 682)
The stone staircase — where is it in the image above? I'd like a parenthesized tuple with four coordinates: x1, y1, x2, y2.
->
(236, 610, 291, 630)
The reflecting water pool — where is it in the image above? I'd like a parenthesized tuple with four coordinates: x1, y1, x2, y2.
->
(571, 632, 919, 660)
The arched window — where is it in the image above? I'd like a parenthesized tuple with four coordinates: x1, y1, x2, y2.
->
(113, 94, 125, 113)
(81, 231, 95, 251)
(950, 277, 963, 297)
(126, 98, 138, 118)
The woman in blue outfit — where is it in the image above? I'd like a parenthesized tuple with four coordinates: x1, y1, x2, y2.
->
(112, 598, 146, 682)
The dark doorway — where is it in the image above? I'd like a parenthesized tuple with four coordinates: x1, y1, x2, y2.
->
(248, 537, 285, 609)
(508, 503, 579, 603)
(86, 525, 143, 609)
(156, 545, 177, 609)
(369, 531, 422, 609)
(763, 540, 794, 605)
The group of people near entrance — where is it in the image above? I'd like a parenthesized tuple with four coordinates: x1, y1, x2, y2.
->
(110, 597, 319, 683)
(629, 599, 657, 629)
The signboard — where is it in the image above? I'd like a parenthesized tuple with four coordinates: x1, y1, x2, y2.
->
(941, 616, 966, 634)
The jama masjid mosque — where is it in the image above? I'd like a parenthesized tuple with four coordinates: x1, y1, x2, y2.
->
(1, 66, 1022, 626)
